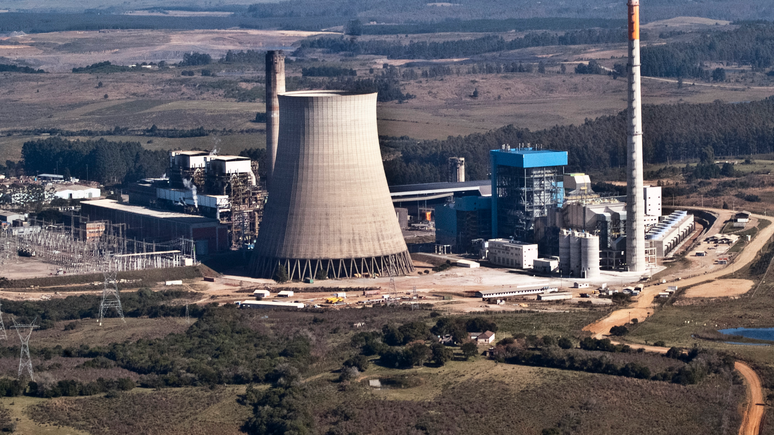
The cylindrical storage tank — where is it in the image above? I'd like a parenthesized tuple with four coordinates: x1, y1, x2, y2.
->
(581, 234, 600, 279)
(559, 229, 571, 276)
(570, 232, 582, 277)
(249, 91, 414, 281)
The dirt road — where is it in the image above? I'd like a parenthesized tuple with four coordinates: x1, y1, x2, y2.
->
(584, 208, 772, 435)
(584, 210, 774, 337)
(736, 361, 764, 435)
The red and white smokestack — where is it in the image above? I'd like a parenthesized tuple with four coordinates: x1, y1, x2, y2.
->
(625, 0, 646, 272)
(265, 51, 286, 188)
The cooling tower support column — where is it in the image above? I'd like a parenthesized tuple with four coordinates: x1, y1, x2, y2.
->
(265, 51, 286, 188)
(625, 0, 646, 272)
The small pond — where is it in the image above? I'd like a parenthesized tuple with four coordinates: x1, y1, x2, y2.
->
(718, 327, 774, 345)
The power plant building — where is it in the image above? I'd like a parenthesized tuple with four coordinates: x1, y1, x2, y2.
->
(434, 195, 491, 253)
(249, 91, 414, 280)
(487, 239, 538, 269)
(491, 146, 567, 242)
(646, 210, 695, 257)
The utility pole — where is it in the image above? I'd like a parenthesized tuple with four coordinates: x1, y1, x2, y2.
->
(11, 316, 39, 381)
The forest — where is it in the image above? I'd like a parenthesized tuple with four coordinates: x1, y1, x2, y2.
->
(641, 22, 774, 78)
(298, 29, 627, 60)
(382, 97, 774, 185)
(22, 138, 167, 185)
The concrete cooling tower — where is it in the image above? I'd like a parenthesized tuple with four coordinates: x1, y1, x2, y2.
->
(249, 91, 414, 280)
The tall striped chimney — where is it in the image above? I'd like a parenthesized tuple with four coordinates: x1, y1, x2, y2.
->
(625, 0, 646, 272)
(265, 51, 285, 188)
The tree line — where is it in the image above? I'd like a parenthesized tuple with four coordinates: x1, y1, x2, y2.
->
(22, 137, 167, 185)
(383, 97, 774, 185)
(0, 63, 45, 73)
(301, 65, 356, 77)
(298, 29, 626, 60)
(641, 22, 774, 78)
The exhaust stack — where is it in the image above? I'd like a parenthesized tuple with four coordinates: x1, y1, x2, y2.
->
(265, 51, 286, 188)
(625, 0, 646, 272)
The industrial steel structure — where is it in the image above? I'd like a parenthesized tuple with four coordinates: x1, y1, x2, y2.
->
(491, 146, 567, 242)
(249, 91, 414, 280)
(625, 0, 646, 272)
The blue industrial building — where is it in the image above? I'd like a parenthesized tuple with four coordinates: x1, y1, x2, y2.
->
(491, 147, 567, 242)
(434, 195, 492, 252)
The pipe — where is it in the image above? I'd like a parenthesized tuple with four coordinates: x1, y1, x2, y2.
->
(625, 0, 646, 272)
(265, 51, 286, 188)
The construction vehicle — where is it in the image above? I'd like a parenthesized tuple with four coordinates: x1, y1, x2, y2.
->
(326, 297, 344, 304)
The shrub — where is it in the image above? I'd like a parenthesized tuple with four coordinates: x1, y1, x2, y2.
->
(609, 325, 629, 336)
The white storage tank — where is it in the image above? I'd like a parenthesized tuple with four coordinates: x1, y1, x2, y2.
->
(570, 232, 582, 277)
(580, 233, 600, 279)
(559, 229, 572, 276)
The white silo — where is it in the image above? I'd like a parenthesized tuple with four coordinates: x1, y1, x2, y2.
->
(249, 91, 414, 280)
(559, 229, 572, 276)
(570, 232, 582, 277)
(581, 233, 600, 279)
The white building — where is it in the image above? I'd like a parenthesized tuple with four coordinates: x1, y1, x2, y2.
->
(644, 185, 662, 218)
(533, 258, 559, 274)
(646, 210, 695, 257)
(487, 239, 538, 269)
(53, 185, 101, 200)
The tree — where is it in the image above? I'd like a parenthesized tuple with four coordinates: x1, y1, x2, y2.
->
(404, 343, 431, 367)
(560, 64, 566, 74)
(382, 324, 404, 346)
(461, 341, 478, 360)
(537, 61, 546, 73)
(431, 343, 453, 366)
(557, 337, 573, 349)
(345, 19, 363, 36)
(471, 88, 479, 98)
(609, 325, 629, 336)
(343, 355, 369, 372)
(273, 263, 289, 283)
(712, 67, 726, 82)
(314, 267, 327, 281)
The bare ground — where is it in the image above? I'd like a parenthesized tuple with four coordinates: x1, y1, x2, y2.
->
(682, 279, 754, 298)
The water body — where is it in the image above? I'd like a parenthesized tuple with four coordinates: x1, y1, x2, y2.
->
(724, 341, 770, 346)
(719, 327, 774, 343)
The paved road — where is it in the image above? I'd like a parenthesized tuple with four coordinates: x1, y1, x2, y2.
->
(583, 207, 772, 435)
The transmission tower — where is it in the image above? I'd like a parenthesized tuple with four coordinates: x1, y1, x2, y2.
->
(0, 303, 7, 340)
(99, 258, 125, 326)
(11, 316, 39, 381)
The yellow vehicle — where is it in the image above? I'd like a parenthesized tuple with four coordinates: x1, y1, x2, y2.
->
(326, 297, 344, 304)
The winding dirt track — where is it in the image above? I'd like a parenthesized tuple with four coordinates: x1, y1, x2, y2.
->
(736, 361, 764, 435)
(583, 208, 772, 435)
